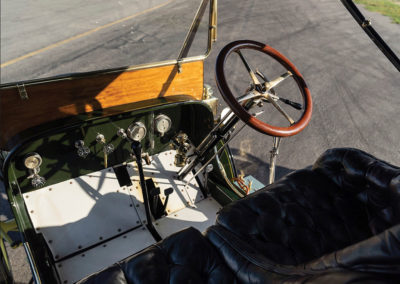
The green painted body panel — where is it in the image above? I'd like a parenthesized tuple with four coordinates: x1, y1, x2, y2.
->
(7, 99, 214, 193)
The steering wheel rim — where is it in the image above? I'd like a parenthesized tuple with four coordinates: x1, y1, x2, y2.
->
(215, 40, 312, 137)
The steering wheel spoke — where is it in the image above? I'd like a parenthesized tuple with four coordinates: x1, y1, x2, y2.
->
(236, 50, 263, 89)
(216, 40, 312, 137)
(267, 95, 295, 125)
(265, 71, 293, 91)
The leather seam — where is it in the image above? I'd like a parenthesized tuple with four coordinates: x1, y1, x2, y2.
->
(210, 227, 305, 276)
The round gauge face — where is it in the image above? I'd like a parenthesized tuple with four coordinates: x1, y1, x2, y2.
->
(155, 114, 172, 135)
(24, 153, 42, 169)
(127, 122, 147, 141)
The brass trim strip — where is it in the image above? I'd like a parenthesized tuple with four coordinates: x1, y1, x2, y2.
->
(177, 0, 210, 60)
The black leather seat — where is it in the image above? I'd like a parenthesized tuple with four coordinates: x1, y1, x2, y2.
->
(77, 227, 237, 284)
(206, 148, 400, 283)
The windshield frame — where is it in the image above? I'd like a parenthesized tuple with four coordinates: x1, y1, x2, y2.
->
(0, 0, 217, 89)
(340, 0, 400, 72)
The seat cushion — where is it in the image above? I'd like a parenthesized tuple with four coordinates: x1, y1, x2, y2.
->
(206, 224, 400, 283)
(211, 169, 374, 266)
(77, 227, 238, 284)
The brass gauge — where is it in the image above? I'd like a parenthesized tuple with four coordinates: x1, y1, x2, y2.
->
(24, 153, 43, 170)
(127, 122, 147, 142)
(155, 114, 172, 137)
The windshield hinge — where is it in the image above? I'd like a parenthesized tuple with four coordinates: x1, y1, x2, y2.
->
(361, 19, 371, 28)
(17, 84, 29, 100)
(177, 60, 183, 73)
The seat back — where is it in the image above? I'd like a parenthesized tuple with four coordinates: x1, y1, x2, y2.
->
(313, 148, 400, 235)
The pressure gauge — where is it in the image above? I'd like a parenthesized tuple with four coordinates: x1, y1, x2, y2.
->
(127, 122, 147, 141)
(155, 114, 172, 137)
(24, 153, 42, 170)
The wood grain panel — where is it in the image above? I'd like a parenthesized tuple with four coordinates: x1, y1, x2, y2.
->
(0, 61, 204, 149)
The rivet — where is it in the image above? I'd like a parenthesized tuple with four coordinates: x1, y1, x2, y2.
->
(55, 255, 59, 259)
(81, 254, 85, 257)
(155, 223, 159, 226)
(78, 245, 82, 249)
(99, 237, 103, 240)
(64, 280, 68, 284)
(142, 227, 146, 230)
(167, 209, 170, 213)
(130, 204, 133, 207)
(200, 195, 203, 198)
(123, 236, 127, 239)
(143, 220, 146, 224)
(69, 181, 72, 184)
(108, 169, 112, 172)
(161, 197, 165, 200)
(103, 244, 107, 248)
(174, 214, 178, 217)
(117, 190, 119, 193)
(58, 264, 62, 268)
(136, 186, 139, 189)
(118, 228, 121, 232)
(136, 204, 140, 207)
(136, 221, 140, 224)
(25, 195, 29, 198)
(30, 210, 34, 214)
(48, 188, 52, 191)
(49, 240, 53, 244)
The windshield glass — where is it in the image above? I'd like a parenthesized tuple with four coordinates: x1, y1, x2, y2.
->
(0, 0, 209, 84)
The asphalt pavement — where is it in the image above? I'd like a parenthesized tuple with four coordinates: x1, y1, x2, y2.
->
(1, 0, 399, 282)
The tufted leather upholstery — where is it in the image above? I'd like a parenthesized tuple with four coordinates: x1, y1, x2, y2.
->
(206, 148, 400, 283)
(312, 148, 400, 235)
(77, 227, 237, 284)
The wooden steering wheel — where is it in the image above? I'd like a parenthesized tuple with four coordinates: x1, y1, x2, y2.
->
(215, 40, 312, 137)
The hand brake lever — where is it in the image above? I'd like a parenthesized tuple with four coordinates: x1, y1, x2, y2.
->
(131, 141, 161, 241)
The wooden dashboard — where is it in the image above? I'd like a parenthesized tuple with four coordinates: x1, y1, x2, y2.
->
(0, 60, 204, 150)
